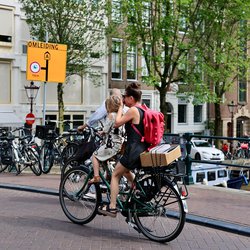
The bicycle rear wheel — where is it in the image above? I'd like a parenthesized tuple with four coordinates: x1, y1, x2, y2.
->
(133, 177, 186, 243)
(59, 167, 101, 224)
(26, 148, 42, 176)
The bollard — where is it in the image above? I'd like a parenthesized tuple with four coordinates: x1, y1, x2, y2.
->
(183, 133, 194, 185)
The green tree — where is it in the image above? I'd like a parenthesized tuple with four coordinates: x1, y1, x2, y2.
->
(20, 0, 106, 132)
(110, 0, 211, 129)
(185, 0, 250, 136)
(113, 0, 250, 134)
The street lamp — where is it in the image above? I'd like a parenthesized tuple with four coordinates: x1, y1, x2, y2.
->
(227, 101, 238, 154)
(227, 101, 237, 137)
(25, 81, 40, 113)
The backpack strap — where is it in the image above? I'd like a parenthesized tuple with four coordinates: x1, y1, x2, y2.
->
(131, 106, 144, 142)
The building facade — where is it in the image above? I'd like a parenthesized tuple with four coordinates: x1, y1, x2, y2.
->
(0, 0, 207, 134)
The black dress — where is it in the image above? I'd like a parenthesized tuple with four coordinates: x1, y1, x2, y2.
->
(120, 108, 148, 170)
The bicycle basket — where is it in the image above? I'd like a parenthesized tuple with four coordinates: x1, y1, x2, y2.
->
(35, 125, 57, 140)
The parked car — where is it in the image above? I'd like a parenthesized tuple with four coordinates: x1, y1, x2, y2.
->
(190, 139, 225, 162)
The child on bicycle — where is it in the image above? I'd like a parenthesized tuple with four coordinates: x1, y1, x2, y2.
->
(88, 95, 124, 184)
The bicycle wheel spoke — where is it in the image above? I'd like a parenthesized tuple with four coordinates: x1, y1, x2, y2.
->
(27, 148, 42, 176)
(59, 167, 100, 224)
(134, 177, 186, 243)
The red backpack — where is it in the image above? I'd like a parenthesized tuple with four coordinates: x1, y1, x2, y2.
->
(131, 104, 165, 151)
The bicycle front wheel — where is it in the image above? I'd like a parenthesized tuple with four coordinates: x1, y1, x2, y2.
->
(26, 148, 42, 176)
(133, 177, 186, 243)
(41, 143, 54, 174)
(59, 167, 101, 224)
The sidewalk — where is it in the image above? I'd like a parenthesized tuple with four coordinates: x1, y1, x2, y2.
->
(0, 172, 249, 235)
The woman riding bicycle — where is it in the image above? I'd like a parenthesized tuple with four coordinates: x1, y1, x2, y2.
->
(98, 82, 149, 217)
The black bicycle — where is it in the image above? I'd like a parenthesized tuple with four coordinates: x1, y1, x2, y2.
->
(60, 126, 103, 178)
(59, 159, 188, 243)
(36, 125, 80, 174)
(0, 132, 42, 175)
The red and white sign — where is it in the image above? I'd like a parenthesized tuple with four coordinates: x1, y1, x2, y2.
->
(25, 113, 35, 125)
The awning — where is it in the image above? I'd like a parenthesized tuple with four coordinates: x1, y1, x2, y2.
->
(0, 112, 24, 127)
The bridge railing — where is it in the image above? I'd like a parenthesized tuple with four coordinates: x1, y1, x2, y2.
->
(163, 133, 250, 185)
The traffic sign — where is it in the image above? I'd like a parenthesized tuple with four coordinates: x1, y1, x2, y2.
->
(26, 41, 67, 83)
(25, 113, 35, 125)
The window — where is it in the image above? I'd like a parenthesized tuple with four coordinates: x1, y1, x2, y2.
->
(178, 53, 188, 74)
(64, 115, 71, 131)
(45, 114, 84, 131)
(112, 39, 122, 79)
(111, 0, 122, 23)
(73, 115, 84, 129)
(0, 8, 13, 44)
(178, 104, 187, 123)
(194, 105, 202, 123)
(64, 74, 83, 104)
(239, 79, 247, 103)
(218, 170, 227, 178)
(141, 44, 151, 77)
(127, 44, 137, 80)
(142, 1, 151, 27)
(196, 172, 205, 183)
(45, 115, 57, 126)
(0, 61, 11, 104)
(208, 171, 216, 181)
(142, 98, 151, 107)
(22, 44, 27, 54)
(179, 16, 186, 33)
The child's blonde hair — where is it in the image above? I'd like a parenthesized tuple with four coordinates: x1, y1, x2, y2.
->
(105, 95, 121, 113)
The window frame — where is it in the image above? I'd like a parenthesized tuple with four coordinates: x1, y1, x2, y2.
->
(111, 38, 123, 80)
(127, 43, 137, 80)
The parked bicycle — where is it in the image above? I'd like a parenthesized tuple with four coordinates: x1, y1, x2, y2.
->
(36, 125, 82, 174)
(0, 127, 42, 175)
(59, 156, 188, 243)
(60, 126, 103, 178)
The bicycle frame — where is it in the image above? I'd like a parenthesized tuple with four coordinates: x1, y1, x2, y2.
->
(77, 163, 188, 216)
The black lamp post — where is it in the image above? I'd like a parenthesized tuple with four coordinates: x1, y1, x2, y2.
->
(25, 81, 40, 113)
(227, 101, 237, 153)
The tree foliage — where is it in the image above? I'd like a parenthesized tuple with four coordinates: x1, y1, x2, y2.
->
(185, 0, 250, 135)
(20, 0, 107, 131)
(114, 0, 250, 134)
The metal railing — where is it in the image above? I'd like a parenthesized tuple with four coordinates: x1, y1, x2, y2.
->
(164, 133, 250, 185)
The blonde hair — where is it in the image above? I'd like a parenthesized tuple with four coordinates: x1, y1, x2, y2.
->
(105, 95, 121, 113)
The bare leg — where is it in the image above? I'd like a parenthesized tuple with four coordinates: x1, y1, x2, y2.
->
(88, 154, 101, 184)
(123, 171, 135, 186)
(110, 162, 130, 209)
(92, 155, 100, 177)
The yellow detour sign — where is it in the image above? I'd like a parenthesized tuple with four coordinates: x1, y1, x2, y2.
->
(26, 41, 67, 83)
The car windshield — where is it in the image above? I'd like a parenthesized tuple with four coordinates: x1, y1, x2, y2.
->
(193, 141, 211, 147)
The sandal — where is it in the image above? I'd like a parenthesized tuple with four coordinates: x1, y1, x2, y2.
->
(88, 176, 101, 184)
(98, 204, 118, 218)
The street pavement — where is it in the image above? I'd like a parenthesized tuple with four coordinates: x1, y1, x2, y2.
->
(0, 172, 250, 250)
